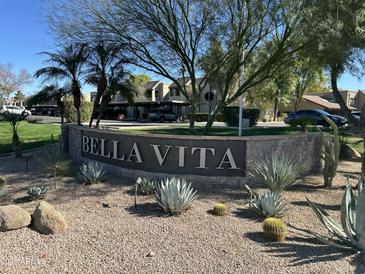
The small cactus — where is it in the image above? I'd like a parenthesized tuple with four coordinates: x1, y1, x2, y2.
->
(212, 203, 230, 216)
(262, 217, 287, 242)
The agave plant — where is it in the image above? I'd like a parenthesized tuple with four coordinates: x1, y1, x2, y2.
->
(136, 177, 158, 195)
(155, 177, 197, 215)
(27, 185, 47, 200)
(245, 185, 286, 218)
(79, 161, 106, 185)
(307, 176, 365, 252)
(249, 155, 306, 192)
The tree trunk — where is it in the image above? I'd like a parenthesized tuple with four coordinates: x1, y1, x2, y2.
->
(189, 101, 197, 134)
(60, 103, 64, 124)
(203, 102, 224, 135)
(89, 78, 107, 127)
(330, 66, 358, 127)
(76, 108, 81, 125)
(72, 81, 82, 125)
(12, 125, 22, 158)
(273, 96, 279, 122)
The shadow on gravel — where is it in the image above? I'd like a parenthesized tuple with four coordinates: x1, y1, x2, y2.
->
(126, 202, 164, 218)
(285, 183, 326, 193)
(232, 207, 261, 222)
(264, 240, 353, 266)
(350, 256, 365, 274)
(246, 226, 355, 267)
(290, 200, 341, 211)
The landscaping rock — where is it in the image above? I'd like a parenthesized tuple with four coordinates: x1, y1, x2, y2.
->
(32, 201, 68, 234)
(340, 143, 361, 160)
(0, 205, 31, 231)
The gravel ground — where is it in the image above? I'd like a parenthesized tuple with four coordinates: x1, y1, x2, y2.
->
(0, 152, 364, 274)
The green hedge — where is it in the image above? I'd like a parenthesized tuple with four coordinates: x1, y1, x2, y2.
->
(64, 98, 93, 123)
(185, 113, 224, 122)
(222, 107, 260, 127)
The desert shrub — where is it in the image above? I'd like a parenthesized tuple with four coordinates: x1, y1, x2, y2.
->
(289, 118, 314, 132)
(79, 161, 106, 185)
(155, 177, 197, 215)
(245, 185, 286, 218)
(27, 185, 47, 200)
(306, 176, 365, 252)
(263, 217, 287, 242)
(64, 97, 92, 123)
(320, 116, 340, 188)
(136, 177, 158, 195)
(212, 203, 230, 216)
(249, 155, 306, 192)
(41, 146, 70, 188)
(222, 107, 260, 127)
(185, 113, 224, 122)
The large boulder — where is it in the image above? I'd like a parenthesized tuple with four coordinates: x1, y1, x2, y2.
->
(32, 201, 68, 234)
(0, 205, 31, 231)
(340, 143, 361, 160)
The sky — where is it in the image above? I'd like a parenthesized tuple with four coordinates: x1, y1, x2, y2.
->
(0, 0, 364, 97)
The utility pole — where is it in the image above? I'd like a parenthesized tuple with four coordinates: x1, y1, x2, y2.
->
(238, 51, 245, 136)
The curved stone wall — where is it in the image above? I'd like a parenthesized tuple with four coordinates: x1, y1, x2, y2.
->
(61, 125, 322, 181)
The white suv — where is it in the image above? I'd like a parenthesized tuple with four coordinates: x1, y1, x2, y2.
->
(0, 105, 31, 116)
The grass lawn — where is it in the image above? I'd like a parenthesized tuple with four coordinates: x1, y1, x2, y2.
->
(118, 125, 364, 154)
(0, 121, 61, 154)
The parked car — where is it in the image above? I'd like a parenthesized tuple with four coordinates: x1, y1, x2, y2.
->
(352, 111, 361, 122)
(0, 105, 31, 116)
(284, 109, 347, 127)
(147, 110, 177, 122)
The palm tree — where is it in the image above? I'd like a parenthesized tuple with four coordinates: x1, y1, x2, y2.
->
(27, 85, 70, 123)
(85, 42, 123, 127)
(0, 111, 29, 157)
(95, 65, 137, 128)
(34, 44, 88, 125)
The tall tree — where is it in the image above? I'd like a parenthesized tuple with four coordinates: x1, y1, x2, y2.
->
(292, 58, 327, 111)
(303, 0, 365, 127)
(0, 63, 31, 104)
(85, 42, 124, 127)
(94, 66, 137, 128)
(35, 44, 88, 125)
(27, 85, 70, 123)
(46, 0, 305, 134)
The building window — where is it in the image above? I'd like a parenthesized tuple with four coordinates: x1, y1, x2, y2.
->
(170, 88, 180, 97)
(204, 91, 215, 101)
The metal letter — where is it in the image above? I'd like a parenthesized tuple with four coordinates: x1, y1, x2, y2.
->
(191, 147, 215, 169)
(151, 144, 172, 166)
(217, 148, 239, 169)
(127, 143, 142, 163)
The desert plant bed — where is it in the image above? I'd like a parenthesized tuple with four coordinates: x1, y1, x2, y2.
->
(0, 152, 363, 273)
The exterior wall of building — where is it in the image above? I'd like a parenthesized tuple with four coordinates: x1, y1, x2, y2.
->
(356, 92, 365, 111)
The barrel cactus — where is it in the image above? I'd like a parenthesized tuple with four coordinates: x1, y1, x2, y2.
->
(212, 203, 230, 216)
(263, 217, 288, 242)
(27, 185, 47, 200)
(307, 176, 365, 252)
(155, 177, 197, 215)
